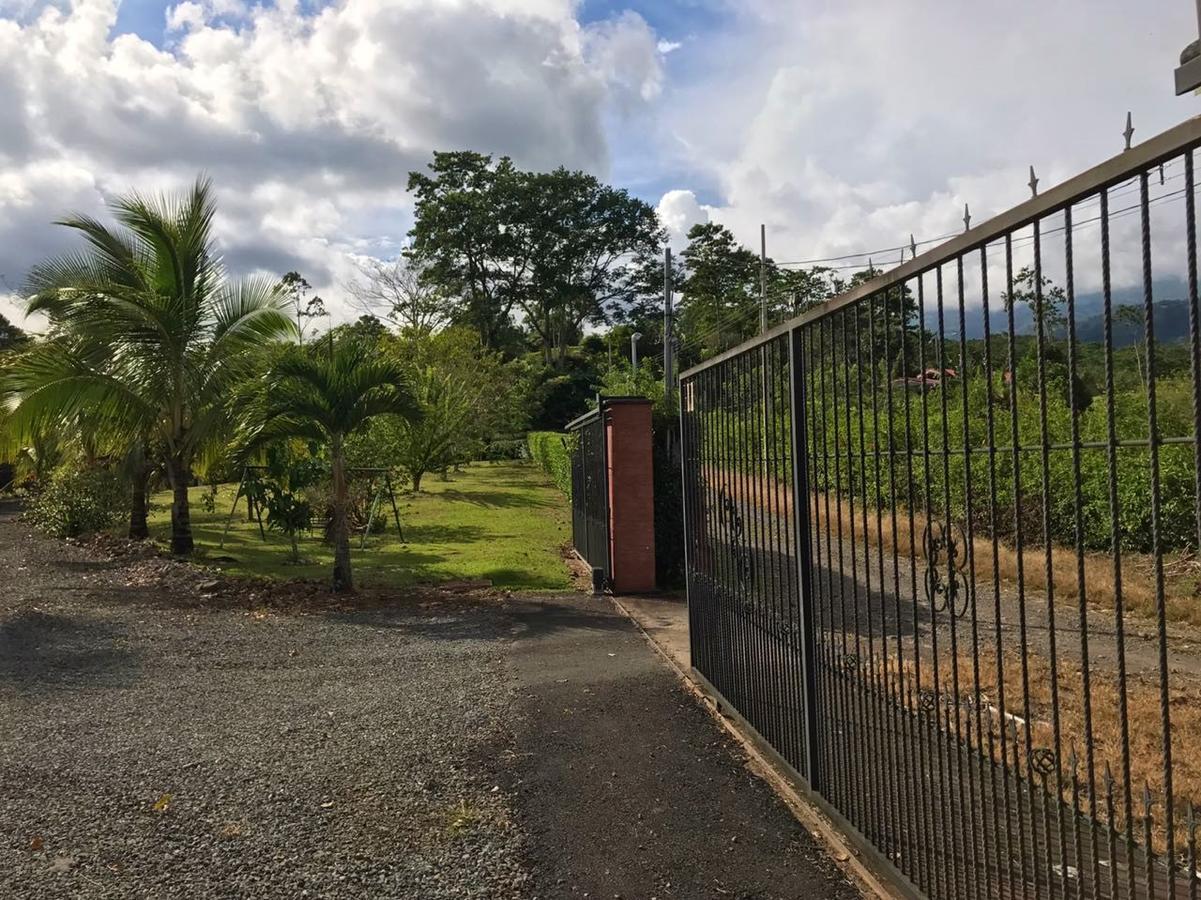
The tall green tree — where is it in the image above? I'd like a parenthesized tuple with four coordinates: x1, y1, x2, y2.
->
(239, 337, 419, 591)
(407, 153, 663, 362)
(520, 168, 662, 365)
(677, 222, 764, 358)
(9, 177, 293, 553)
(406, 152, 531, 350)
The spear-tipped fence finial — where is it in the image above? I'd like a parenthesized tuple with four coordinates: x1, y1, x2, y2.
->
(1029, 166, 1039, 198)
(910, 233, 918, 258)
(963, 203, 971, 232)
(1124, 111, 1135, 151)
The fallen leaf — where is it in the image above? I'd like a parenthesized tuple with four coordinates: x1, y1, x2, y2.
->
(29, 836, 43, 852)
(153, 793, 172, 813)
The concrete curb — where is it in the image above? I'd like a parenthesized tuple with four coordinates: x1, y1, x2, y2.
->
(609, 594, 902, 900)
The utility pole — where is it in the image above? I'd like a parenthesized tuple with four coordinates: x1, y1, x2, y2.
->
(663, 247, 674, 409)
(759, 223, 768, 334)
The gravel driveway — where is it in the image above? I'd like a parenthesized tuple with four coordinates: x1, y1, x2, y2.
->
(0, 499, 857, 899)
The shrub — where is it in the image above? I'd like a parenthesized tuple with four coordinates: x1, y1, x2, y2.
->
(527, 431, 573, 497)
(27, 466, 125, 538)
(480, 438, 529, 461)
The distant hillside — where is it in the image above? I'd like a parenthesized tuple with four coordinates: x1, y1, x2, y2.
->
(934, 277, 1194, 345)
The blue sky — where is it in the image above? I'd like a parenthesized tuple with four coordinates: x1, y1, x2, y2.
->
(1, 0, 1197, 325)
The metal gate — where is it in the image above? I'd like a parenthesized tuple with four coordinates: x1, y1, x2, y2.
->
(568, 403, 610, 584)
(680, 115, 1201, 899)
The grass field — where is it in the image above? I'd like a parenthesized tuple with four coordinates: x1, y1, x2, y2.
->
(140, 461, 572, 591)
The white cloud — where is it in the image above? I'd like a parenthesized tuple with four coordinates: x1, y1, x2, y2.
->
(656, 189, 710, 251)
(0, 0, 664, 326)
(658, 0, 1200, 294)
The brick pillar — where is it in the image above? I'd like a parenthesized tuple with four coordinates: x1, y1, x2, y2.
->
(604, 399, 656, 593)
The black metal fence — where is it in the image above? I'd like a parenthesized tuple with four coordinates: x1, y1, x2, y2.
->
(568, 404, 610, 585)
(679, 115, 1201, 899)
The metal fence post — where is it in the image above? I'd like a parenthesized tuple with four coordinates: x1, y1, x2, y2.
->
(788, 325, 822, 789)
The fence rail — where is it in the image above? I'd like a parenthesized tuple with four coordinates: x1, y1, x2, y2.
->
(680, 115, 1201, 900)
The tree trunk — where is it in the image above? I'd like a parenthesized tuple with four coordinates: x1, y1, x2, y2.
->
(128, 461, 149, 540)
(167, 454, 194, 555)
(331, 442, 353, 592)
(411, 469, 424, 493)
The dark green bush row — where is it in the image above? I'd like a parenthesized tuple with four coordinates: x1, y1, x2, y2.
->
(527, 431, 573, 498)
(694, 370, 1199, 554)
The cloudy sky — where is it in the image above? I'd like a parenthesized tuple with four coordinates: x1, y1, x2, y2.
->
(0, 0, 1196, 328)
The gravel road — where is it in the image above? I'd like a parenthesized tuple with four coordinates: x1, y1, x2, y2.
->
(0, 498, 857, 899)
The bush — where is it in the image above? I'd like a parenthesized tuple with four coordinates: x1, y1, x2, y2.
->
(27, 466, 125, 538)
(527, 431, 573, 497)
(480, 438, 529, 461)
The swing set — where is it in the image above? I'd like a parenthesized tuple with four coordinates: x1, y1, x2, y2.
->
(218, 465, 405, 551)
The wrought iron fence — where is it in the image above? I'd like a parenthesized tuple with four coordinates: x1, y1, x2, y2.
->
(568, 404, 610, 585)
(679, 115, 1201, 900)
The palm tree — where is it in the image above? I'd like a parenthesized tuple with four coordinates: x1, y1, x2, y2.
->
(239, 337, 419, 591)
(7, 177, 293, 553)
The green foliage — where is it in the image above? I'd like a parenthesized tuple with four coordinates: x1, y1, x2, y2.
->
(527, 431, 574, 498)
(6, 177, 294, 555)
(347, 327, 524, 490)
(236, 334, 420, 591)
(133, 463, 571, 590)
(27, 466, 125, 538)
(701, 363, 1199, 555)
(406, 151, 663, 361)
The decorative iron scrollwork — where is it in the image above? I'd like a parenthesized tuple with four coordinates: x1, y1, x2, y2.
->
(922, 520, 969, 618)
(919, 690, 938, 714)
(1030, 747, 1057, 777)
(717, 489, 755, 588)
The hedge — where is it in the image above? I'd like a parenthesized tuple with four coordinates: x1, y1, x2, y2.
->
(527, 431, 573, 498)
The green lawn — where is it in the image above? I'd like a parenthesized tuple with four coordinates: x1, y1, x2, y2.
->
(140, 461, 572, 591)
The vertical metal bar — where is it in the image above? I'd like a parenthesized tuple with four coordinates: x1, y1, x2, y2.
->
(1063, 201, 1101, 898)
(868, 293, 905, 871)
(1187, 150, 1201, 559)
(1031, 215, 1068, 898)
(981, 241, 1019, 900)
(680, 377, 697, 671)
(853, 300, 887, 848)
(841, 307, 873, 842)
(955, 254, 989, 900)
(1099, 185, 1137, 900)
(830, 310, 859, 828)
(1140, 168, 1175, 897)
(1004, 233, 1037, 900)
(818, 317, 848, 813)
(882, 284, 922, 886)
(897, 273, 936, 897)
(935, 264, 972, 898)
(790, 326, 823, 788)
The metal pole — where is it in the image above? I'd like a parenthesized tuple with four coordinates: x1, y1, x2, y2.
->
(631, 331, 642, 372)
(787, 325, 821, 790)
(759, 224, 768, 334)
(664, 247, 674, 407)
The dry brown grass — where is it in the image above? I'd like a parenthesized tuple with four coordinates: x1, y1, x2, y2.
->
(811, 491, 1201, 627)
(863, 645, 1201, 852)
(702, 462, 1201, 626)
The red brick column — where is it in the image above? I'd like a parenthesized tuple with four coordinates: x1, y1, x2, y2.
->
(604, 399, 656, 592)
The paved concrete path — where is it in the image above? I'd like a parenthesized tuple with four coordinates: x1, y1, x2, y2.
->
(502, 594, 859, 899)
